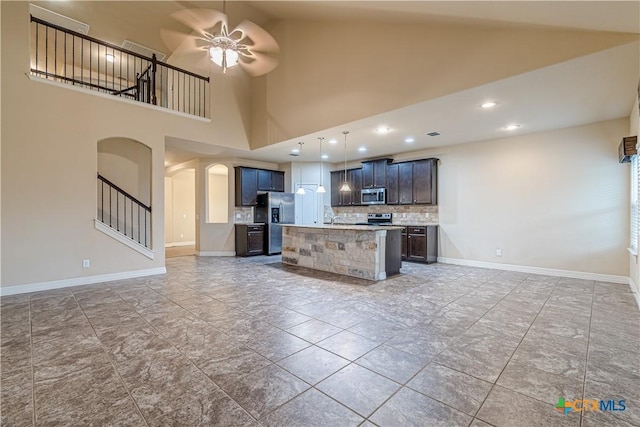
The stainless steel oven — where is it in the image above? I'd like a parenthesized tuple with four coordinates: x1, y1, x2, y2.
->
(361, 188, 386, 205)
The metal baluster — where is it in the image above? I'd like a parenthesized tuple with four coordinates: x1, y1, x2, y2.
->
(116, 189, 119, 231)
(144, 210, 148, 247)
(54, 29, 57, 78)
(101, 178, 104, 222)
(45, 26, 48, 76)
(138, 205, 141, 244)
(109, 185, 112, 227)
(35, 22, 39, 72)
(123, 197, 127, 236)
(72, 34, 75, 85)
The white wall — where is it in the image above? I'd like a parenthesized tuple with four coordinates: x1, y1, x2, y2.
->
(98, 137, 152, 206)
(1, 2, 252, 289)
(394, 119, 629, 277)
(629, 100, 640, 302)
(165, 169, 195, 245)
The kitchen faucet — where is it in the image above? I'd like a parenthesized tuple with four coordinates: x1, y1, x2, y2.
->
(330, 215, 341, 225)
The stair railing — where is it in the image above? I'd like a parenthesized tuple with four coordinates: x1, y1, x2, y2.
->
(97, 174, 151, 248)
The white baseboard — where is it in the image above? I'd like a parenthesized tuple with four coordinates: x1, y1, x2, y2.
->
(0, 267, 167, 296)
(197, 251, 236, 257)
(629, 277, 640, 309)
(437, 257, 629, 284)
(95, 220, 154, 259)
(165, 241, 196, 248)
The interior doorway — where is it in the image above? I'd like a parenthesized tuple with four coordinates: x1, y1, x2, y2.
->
(165, 168, 196, 257)
(295, 184, 318, 225)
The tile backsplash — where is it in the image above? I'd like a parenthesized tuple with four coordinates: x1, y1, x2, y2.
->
(234, 207, 254, 224)
(330, 205, 438, 225)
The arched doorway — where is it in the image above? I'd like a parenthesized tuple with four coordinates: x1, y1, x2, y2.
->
(97, 137, 152, 250)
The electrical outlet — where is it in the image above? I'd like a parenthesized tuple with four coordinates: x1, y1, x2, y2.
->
(82, 259, 90, 268)
(496, 249, 502, 257)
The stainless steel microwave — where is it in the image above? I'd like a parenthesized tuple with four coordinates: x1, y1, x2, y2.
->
(361, 188, 386, 205)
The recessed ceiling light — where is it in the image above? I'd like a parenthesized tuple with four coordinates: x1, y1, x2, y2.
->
(426, 132, 440, 137)
(358, 147, 367, 152)
(503, 124, 521, 131)
(376, 126, 390, 134)
(106, 54, 116, 63)
(321, 154, 329, 159)
(404, 137, 415, 143)
(291, 148, 299, 153)
(481, 101, 497, 109)
(328, 139, 338, 144)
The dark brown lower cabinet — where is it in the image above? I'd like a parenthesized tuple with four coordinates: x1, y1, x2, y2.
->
(235, 224, 265, 256)
(402, 225, 438, 263)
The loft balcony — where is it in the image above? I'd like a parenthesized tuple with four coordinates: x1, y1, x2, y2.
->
(30, 15, 210, 118)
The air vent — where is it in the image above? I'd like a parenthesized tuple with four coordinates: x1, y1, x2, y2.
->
(30, 4, 90, 35)
(427, 132, 441, 137)
(121, 40, 167, 61)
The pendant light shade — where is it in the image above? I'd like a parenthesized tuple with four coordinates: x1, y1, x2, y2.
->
(296, 142, 306, 195)
(340, 131, 351, 192)
(317, 137, 326, 193)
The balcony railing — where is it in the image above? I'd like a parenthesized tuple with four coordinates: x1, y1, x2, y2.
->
(30, 16, 210, 118)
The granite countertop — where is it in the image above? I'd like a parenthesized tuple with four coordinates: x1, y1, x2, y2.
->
(282, 224, 404, 231)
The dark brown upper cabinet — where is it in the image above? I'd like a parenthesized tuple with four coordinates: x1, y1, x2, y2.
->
(257, 169, 285, 192)
(386, 163, 400, 205)
(398, 162, 414, 204)
(362, 159, 391, 188)
(330, 168, 363, 206)
(332, 158, 437, 207)
(394, 159, 438, 205)
(412, 159, 437, 205)
(235, 167, 258, 206)
(235, 167, 285, 206)
(348, 169, 361, 205)
(330, 170, 344, 206)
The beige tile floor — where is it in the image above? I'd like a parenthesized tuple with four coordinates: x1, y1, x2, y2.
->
(1, 256, 638, 426)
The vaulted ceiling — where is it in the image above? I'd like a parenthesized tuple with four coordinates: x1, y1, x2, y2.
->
(31, 1, 640, 167)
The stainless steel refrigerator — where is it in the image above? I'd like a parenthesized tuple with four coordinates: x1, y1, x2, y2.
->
(255, 192, 295, 255)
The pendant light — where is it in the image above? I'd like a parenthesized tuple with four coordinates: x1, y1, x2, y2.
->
(296, 142, 306, 195)
(339, 131, 351, 192)
(317, 137, 326, 193)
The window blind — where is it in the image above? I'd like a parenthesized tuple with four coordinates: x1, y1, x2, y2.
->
(631, 155, 638, 252)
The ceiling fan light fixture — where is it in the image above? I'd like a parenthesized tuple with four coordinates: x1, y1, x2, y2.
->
(168, 6, 280, 76)
(209, 44, 239, 70)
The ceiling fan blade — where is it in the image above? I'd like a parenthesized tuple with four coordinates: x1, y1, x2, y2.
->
(171, 8, 228, 35)
(239, 51, 279, 77)
(232, 20, 280, 54)
(160, 29, 208, 53)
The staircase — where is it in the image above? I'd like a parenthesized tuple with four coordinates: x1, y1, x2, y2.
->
(95, 174, 153, 259)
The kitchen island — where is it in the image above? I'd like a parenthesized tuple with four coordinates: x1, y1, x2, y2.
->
(281, 224, 403, 281)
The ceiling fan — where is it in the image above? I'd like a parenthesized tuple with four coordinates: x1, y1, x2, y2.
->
(161, 6, 279, 76)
